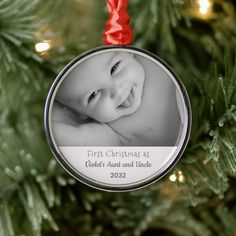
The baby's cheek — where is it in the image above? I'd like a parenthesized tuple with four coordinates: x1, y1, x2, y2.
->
(126, 67, 141, 83)
(92, 102, 114, 122)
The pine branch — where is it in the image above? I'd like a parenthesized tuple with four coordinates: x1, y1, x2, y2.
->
(131, 0, 190, 50)
(0, 0, 236, 235)
(0, 0, 43, 73)
(0, 1, 78, 235)
(174, 54, 236, 203)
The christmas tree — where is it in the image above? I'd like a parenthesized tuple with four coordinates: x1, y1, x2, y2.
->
(0, 0, 236, 235)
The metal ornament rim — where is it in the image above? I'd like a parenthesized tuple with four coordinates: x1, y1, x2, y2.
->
(44, 45, 192, 192)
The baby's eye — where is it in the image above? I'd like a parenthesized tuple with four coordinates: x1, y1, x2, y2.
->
(111, 61, 121, 75)
(88, 90, 99, 103)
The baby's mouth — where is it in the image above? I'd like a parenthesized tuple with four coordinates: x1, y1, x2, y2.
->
(119, 88, 134, 108)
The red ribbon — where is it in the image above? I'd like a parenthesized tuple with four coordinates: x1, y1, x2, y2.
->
(103, 0, 133, 45)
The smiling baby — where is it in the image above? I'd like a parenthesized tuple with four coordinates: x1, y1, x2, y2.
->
(51, 50, 181, 146)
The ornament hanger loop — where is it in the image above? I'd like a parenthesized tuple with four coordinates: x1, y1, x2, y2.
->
(103, 0, 133, 45)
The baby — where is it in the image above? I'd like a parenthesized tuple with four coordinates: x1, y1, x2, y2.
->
(52, 51, 181, 146)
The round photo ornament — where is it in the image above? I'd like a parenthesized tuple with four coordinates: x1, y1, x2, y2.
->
(44, 0, 191, 191)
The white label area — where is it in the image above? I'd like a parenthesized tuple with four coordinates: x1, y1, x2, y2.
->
(59, 146, 177, 186)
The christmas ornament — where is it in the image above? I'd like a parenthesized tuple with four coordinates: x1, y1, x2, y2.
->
(44, 0, 191, 191)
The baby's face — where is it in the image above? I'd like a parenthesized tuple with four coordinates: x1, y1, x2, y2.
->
(57, 52, 145, 122)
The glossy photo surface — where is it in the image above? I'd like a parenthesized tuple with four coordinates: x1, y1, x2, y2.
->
(44, 46, 191, 191)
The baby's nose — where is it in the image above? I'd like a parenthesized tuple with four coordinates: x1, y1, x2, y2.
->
(110, 82, 123, 99)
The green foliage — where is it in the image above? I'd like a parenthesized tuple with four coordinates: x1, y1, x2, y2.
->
(0, 0, 236, 235)
(130, 0, 191, 51)
(177, 54, 236, 200)
(0, 0, 43, 73)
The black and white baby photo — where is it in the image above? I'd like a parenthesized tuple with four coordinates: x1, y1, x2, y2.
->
(51, 49, 184, 146)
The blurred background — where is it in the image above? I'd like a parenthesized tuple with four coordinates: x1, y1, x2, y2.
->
(0, 0, 236, 235)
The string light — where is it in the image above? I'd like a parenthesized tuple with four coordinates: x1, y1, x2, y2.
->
(198, 0, 211, 15)
(35, 41, 51, 53)
(169, 173, 177, 182)
(178, 171, 185, 183)
(169, 171, 185, 183)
